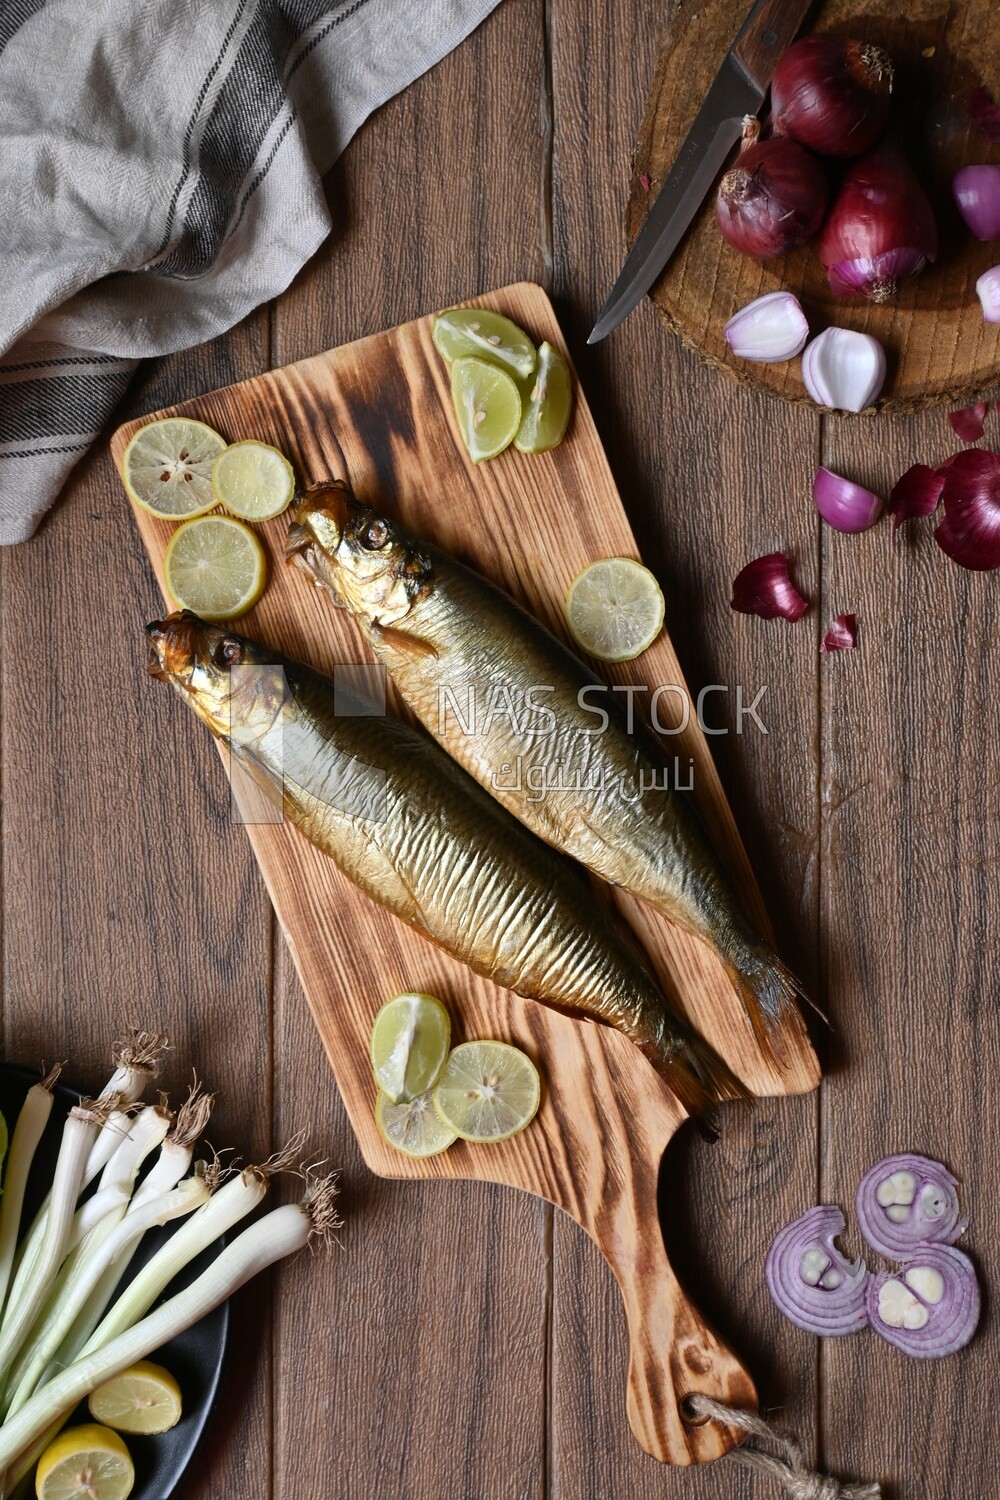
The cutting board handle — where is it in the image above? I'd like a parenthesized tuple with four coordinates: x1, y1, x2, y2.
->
(589, 1143, 756, 1464)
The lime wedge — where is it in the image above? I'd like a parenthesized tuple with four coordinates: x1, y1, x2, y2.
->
(375, 1089, 457, 1158)
(35, 1424, 135, 1500)
(432, 1041, 540, 1143)
(88, 1360, 182, 1435)
(450, 358, 521, 463)
(370, 992, 451, 1104)
(121, 417, 226, 519)
(515, 342, 572, 453)
(565, 557, 665, 662)
(164, 515, 266, 621)
(212, 440, 295, 521)
(433, 308, 537, 380)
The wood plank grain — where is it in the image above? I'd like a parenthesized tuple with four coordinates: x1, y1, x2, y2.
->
(818, 411, 1000, 1496)
(547, 0, 824, 1490)
(0, 321, 276, 1500)
(630, 0, 1000, 410)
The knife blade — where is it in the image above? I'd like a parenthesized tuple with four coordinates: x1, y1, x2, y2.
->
(588, 0, 814, 344)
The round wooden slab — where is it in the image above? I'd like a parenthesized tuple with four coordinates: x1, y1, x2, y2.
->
(628, 0, 1000, 411)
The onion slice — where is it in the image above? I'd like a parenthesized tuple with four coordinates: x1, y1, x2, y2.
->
(765, 1205, 869, 1336)
(820, 614, 857, 653)
(887, 464, 944, 528)
(856, 1152, 964, 1258)
(934, 447, 1000, 571)
(867, 1245, 980, 1359)
(813, 467, 883, 533)
(970, 86, 1000, 144)
(948, 402, 989, 444)
(731, 552, 809, 621)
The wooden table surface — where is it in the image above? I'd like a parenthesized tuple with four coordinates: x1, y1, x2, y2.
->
(2, 3, 997, 1496)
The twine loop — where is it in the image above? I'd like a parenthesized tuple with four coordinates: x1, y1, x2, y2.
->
(687, 1394, 881, 1500)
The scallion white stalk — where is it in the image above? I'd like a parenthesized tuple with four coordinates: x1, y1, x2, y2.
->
(65, 1186, 130, 1254)
(0, 1108, 95, 1380)
(0, 1072, 59, 1324)
(0, 1182, 337, 1477)
(4, 1178, 208, 1418)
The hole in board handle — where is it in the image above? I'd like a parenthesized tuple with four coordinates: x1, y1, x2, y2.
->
(679, 1393, 711, 1428)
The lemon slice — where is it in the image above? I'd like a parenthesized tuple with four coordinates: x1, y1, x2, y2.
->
(212, 440, 296, 521)
(121, 417, 226, 519)
(35, 1425, 135, 1500)
(375, 1089, 458, 1158)
(565, 557, 665, 662)
(433, 308, 537, 380)
(87, 1360, 183, 1435)
(515, 342, 573, 454)
(432, 1041, 540, 1143)
(164, 515, 266, 621)
(370, 992, 451, 1104)
(450, 358, 521, 463)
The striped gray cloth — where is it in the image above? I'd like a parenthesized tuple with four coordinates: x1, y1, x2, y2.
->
(0, 0, 502, 544)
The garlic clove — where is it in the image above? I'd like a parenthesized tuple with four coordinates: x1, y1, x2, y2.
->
(976, 266, 1000, 323)
(905, 1265, 945, 1305)
(801, 327, 886, 412)
(799, 1246, 830, 1286)
(724, 291, 809, 362)
(878, 1278, 929, 1330)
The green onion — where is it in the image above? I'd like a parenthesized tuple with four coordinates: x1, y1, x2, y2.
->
(0, 1069, 59, 1323)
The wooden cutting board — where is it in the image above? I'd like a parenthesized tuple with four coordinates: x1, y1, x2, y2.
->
(629, 0, 1000, 411)
(112, 282, 819, 1466)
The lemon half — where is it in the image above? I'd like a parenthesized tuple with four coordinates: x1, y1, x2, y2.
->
(88, 1360, 183, 1436)
(122, 417, 226, 519)
(35, 1424, 135, 1500)
(565, 557, 665, 662)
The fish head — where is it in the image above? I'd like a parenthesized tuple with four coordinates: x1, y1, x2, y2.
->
(286, 481, 432, 627)
(145, 611, 282, 742)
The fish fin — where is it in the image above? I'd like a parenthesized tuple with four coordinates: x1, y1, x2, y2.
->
(643, 1029, 751, 1118)
(372, 620, 439, 658)
(729, 949, 824, 1066)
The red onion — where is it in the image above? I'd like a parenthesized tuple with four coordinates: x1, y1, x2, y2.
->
(731, 552, 809, 621)
(949, 402, 989, 443)
(953, 165, 1000, 241)
(771, 36, 893, 159)
(855, 1153, 964, 1259)
(716, 122, 828, 260)
(801, 327, 886, 411)
(934, 448, 1000, 570)
(819, 141, 938, 301)
(765, 1206, 869, 1336)
(970, 86, 1000, 144)
(813, 467, 883, 532)
(978, 266, 1000, 323)
(887, 464, 944, 528)
(867, 1246, 980, 1359)
(820, 613, 858, 653)
(724, 291, 809, 362)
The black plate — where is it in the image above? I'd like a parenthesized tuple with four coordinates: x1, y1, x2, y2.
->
(0, 1063, 230, 1500)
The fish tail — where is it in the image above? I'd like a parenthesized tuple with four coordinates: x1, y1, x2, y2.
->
(728, 946, 820, 1064)
(641, 1027, 751, 1117)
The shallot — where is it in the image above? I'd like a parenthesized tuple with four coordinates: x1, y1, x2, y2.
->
(953, 165, 1000, 241)
(813, 467, 883, 532)
(724, 291, 809, 362)
(976, 267, 1000, 323)
(801, 327, 886, 411)
(731, 552, 809, 620)
(771, 36, 893, 158)
(855, 1152, 964, 1258)
(716, 121, 828, 260)
(867, 1246, 980, 1359)
(819, 141, 938, 301)
(934, 448, 1000, 570)
(765, 1205, 869, 1336)
(887, 464, 944, 528)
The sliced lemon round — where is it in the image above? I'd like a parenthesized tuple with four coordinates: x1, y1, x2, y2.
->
(370, 992, 451, 1104)
(565, 557, 665, 662)
(433, 308, 537, 380)
(164, 514, 266, 621)
(211, 440, 296, 522)
(87, 1360, 183, 1435)
(515, 341, 573, 454)
(35, 1424, 134, 1500)
(375, 1089, 457, 1158)
(432, 1041, 540, 1144)
(450, 358, 522, 463)
(121, 417, 226, 519)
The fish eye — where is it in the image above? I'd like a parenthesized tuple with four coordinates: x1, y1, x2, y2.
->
(211, 637, 243, 668)
(358, 519, 389, 551)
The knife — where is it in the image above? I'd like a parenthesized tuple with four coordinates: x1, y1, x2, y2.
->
(588, 0, 814, 344)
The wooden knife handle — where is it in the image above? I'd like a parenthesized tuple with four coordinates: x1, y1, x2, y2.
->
(732, 0, 813, 92)
(593, 1145, 757, 1464)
